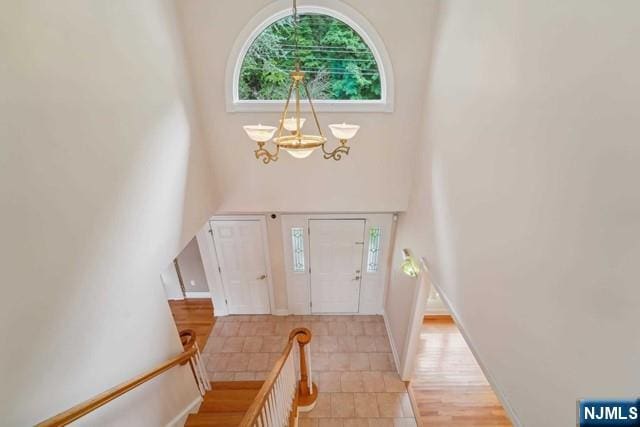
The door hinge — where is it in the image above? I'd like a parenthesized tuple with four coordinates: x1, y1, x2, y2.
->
(310, 301, 312, 308)
(309, 267, 311, 274)
(218, 266, 222, 273)
(225, 299, 228, 305)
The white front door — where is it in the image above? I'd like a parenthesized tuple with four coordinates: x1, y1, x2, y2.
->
(211, 220, 271, 314)
(309, 219, 365, 313)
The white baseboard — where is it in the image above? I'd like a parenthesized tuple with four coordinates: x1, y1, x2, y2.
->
(272, 308, 290, 316)
(382, 311, 401, 376)
(165, 395, 202, 427)
(431, 281, 522, 427)
(184, 292, 211, 299)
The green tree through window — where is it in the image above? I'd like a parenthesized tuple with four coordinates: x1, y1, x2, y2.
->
(239, 14, 381, 101)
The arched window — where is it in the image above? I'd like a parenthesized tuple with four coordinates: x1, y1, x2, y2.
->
(239, 13, 381, 101)
(227, 2, 393, 112)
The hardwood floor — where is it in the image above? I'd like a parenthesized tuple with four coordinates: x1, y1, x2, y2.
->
(168, 299, 215, 350)
(410, 316, 512, 426)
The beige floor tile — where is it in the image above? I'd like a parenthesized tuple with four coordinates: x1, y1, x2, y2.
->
(344, 418, 369, 427)
(254, 371, 270, 380)
(354, 393, 380, 418)
(355, 336, 377, 352)
(262, 335, 286, 352)
(206, 336, 226, 353)
(221, 336, 245, 353)
(361, 371, 386, 392)
(255, 322, 276, 336)
(238, 322, 257, 336)
(382, 372, 406, 392)
(349, 353, 370, 371)
(347, 322, 365, 336)
(363, 322, 385, 336)
(311, 322, 330, 336)
(392, 419, 416, 427)
(207, 353, 230, 371)
(202, 315, 415, 425)
(304, 393, 332, 418)
(225, 352, 250, 371)
(210, 371, 234, 381)
(368, 419, 394, 427)
(338, 336, 358, 353)
(340, 372, 364, 392)
(247, 353, 270, 371)
(376, 393, 405, 418)
(329, 353, 351, 371)
(331, 393, 356, 418)
(318, 371, 342, 392)
(369, 353, 394, 371)
(374, 337, 391, 352)
(242, 336, 263, 352)
(327, 322, 348, 336)
(220, 322, 240, 337)
(319, 419, 344, 427)
(275, 321, 295, 335)
(314, 352, 331, 371)
(233, 372, 255, 380)
(316, 336, 339, 353)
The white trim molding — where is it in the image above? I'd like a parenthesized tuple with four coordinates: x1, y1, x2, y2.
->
(184, 291, 211, 299)
(225, 0, 394, 113)
(382, 310, 401, 376)
(165, 395, 202, 427)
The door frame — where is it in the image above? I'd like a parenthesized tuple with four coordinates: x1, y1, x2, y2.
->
(281, 213, 394, 315)
(196, 215, 275, 316)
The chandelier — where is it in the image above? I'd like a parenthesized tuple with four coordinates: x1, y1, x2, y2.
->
(242, 0, 360, 164)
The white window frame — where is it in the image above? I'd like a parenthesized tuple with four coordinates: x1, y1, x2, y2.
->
(226, 0, 394, 113)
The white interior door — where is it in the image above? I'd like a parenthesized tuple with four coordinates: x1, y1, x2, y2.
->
(211, 220, 270, 314)
(310, 219, 365, 313)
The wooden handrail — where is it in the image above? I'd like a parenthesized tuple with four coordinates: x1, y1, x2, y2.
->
(239, 328, 314, 427)
(37, 330, 198, 427)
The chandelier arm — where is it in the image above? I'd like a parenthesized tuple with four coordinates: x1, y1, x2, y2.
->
(321, 141, 350, 161)
(302, 80, 325, 138)
(255, 142, 280, 164)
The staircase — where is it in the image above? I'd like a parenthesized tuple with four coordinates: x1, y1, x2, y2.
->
(36, 328, 316, 427)
(185, 381, 264, 426)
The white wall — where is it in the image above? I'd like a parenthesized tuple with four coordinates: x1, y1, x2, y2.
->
(177, 238, 210, 294)
(0, 1, 217, 424)
(389, 1, 640, 426)
(161, 262, 185, 300)
(175, 0, 438, 213)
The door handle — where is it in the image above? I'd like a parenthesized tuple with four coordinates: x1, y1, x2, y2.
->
(257, 274, 267, 280)
(353, 276, 361, 281)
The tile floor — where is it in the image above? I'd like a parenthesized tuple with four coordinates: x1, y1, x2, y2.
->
(202, 314, 417, 426)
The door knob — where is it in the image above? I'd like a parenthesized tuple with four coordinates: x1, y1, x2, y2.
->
(353, 276, 361, 281)
(257, 274, 267, 280)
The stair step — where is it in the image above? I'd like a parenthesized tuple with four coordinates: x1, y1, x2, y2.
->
(185, 412, 245, 427)
(199, 389, 261, 413)
(210, 380, 264, 390)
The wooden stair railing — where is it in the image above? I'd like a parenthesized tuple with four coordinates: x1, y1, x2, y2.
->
(239, 328, 318, 427)
(36, 329, 209, 427)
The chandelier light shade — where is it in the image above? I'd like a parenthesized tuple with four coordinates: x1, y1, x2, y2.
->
(242, 0, 360, 164)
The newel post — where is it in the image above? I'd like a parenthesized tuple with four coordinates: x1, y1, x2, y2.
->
(289, 328, 318, 409)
